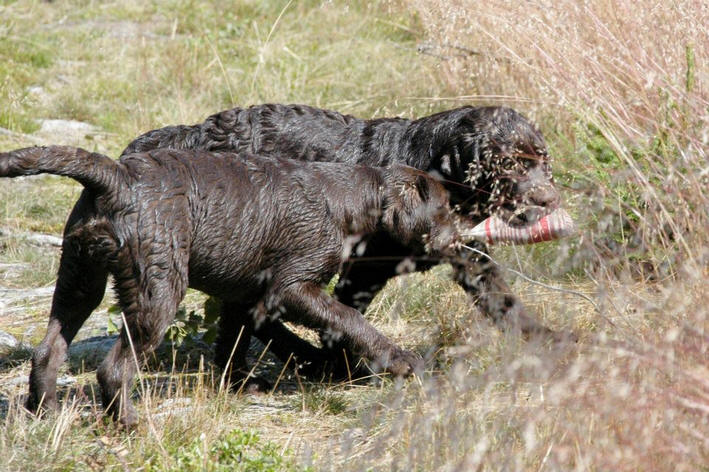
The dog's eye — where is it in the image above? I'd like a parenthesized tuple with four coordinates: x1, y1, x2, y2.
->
(515, 153, 544, 170)
(499, 156, 522, 172)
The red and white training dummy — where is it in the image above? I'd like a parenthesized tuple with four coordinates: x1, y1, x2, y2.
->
(462, 208, 576, 245)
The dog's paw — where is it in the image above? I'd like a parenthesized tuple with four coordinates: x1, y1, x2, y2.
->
(224, 369, 272, 394)
(524, 325, 578, 346)
(241, 376, 272, 394)
(381, 348, 423, 378)
(26, 394, 57, 415)
(550, 329, 578, 345)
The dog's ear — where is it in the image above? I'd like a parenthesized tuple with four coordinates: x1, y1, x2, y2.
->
(400, 176, 461, 255)
(414, 174, 430, 202)
(382, 171, 454, 248)
(431, 116, 483, 182)
(382, 173, 425, 243)
(438, 154, 452, 176)
(431, 142, 466, 180)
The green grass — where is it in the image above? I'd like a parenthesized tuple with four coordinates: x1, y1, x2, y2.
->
(149, 428, 309, 472)
(0, 0, 442, 156)
(0, 177, 82, 233)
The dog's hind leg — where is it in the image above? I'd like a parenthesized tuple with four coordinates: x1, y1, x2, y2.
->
(252, 319, 341, 380)
(214, 302, 271, 393)
(27, 195, 109, 414)
(97, 246, 188, 427)
(27, 244, 108, 413)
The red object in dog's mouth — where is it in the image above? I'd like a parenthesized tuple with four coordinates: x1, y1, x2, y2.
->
(462, 208, 577, 245)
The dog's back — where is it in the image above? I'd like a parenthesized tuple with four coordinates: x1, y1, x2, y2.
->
(1, 146, 455, 299)
(112, 150, 457, 301)
(107, 149, 397, 300)
(123, 104, 412, 166)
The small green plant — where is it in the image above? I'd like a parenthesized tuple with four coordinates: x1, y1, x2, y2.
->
(325, 273, 340, 296)
(573, 123, 645, 225)
(299, 387, 351, 416)
(105, 304, 122, 336)
(151, 429, 310, 472)
(107, 296, 220, 345)
(163, 296, 221, 346)
(165, 306, 206, 346)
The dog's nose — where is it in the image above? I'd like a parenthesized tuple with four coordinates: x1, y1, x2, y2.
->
(529, 184, 560, 210)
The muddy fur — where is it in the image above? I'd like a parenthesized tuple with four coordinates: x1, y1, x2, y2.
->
(122, 104, 567, 373)
(1, 145, 473, 427)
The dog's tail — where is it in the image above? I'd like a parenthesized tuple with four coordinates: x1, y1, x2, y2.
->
(0, 146, 124, 196)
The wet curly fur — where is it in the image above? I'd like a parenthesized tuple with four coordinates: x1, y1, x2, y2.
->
(122, 104, 566, 374)
(1, 145, 472, 426)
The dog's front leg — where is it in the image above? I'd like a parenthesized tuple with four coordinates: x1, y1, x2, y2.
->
(449, 241, 572, 342)
(277, 282, 422, 377)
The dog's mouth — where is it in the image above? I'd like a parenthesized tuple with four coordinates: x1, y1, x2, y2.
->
(497, 202, 553, 228)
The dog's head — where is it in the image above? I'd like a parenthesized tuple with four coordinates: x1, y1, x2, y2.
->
(379, 166, 465, 256)
(433, 106, 560, 227)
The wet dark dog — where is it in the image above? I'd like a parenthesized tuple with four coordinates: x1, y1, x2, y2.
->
(121, 104, 567, 372)
(1, 145, 471, 427)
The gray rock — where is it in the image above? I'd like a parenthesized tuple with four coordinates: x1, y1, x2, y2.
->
(6, 374, 74, 388)
(56, 375, 76, 387)
(0, 262, 29, 280)
(24, 232, 63, 247)
(0, 330, 19, 353)
(34, 119, 104, 146)
(66, 333, 213, 372)
(67, 335, 117, 371)
(0, 286, 56, 312)
(7, 375, 29, 387)
(27, 85, 50, 101)
(37, 119, 97, 136)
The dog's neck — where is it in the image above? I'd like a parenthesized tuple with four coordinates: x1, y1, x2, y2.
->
(397, 108, 471, 169)
(347, 108, 470, 172)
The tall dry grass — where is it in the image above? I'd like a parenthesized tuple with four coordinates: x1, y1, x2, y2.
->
(318, 1, 709, 469)
(411, 0, 708, 269)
